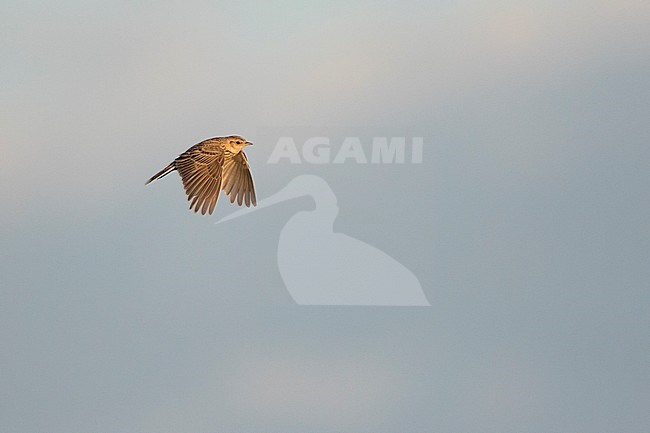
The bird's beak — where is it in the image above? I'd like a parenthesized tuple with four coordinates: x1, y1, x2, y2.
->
(245, 141, 253, 146)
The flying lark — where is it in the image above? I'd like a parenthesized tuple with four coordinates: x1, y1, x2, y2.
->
(146, 135, 257, 215)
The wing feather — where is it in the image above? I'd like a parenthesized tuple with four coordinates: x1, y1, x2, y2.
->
(221, 151, 256, 208)
(172, 139, 224, 215)
(230, 166, 241, 204)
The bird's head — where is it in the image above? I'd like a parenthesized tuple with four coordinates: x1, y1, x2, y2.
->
(225, 135, 253, 152)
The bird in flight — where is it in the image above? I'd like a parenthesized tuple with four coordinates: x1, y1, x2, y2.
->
(146, 135, 257, 215)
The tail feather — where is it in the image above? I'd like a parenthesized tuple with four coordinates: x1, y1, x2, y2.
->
(146, 163, 175, 185)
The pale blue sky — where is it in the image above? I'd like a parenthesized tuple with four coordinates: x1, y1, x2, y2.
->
(1, 1, 649, 432)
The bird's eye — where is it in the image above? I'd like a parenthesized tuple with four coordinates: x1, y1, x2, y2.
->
(236, 141, 241, 144)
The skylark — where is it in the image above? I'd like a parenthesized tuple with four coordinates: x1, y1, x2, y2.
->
(146, 135, 257, 215)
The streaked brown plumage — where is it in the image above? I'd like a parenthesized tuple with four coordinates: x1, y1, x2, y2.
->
(146, 135, 257, 215)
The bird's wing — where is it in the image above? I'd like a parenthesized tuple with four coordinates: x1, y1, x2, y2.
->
(221, 151, 257, 207)
(173, 141, 225, 215)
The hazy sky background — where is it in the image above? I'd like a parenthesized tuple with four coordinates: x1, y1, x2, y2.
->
(1, 1, 649, 432)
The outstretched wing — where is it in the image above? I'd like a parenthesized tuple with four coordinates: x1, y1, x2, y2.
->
(221, 151, 257, 207)
(173, 140, 225, 215)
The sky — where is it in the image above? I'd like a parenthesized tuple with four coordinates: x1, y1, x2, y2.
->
(1, 1, 649, 432)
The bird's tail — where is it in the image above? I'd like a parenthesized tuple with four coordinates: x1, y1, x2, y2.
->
(145, 163, 175, 185)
